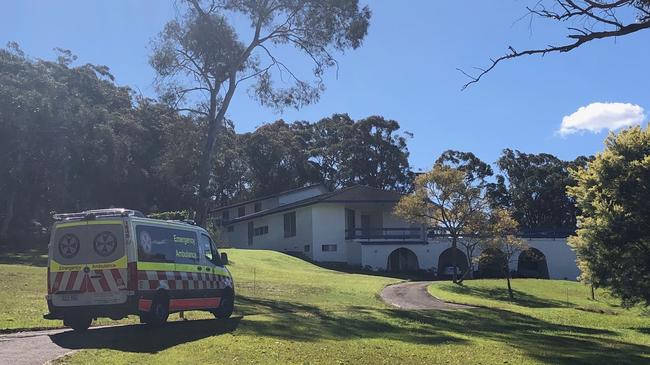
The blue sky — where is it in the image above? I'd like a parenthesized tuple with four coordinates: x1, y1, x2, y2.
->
(3, 0, 649, 171)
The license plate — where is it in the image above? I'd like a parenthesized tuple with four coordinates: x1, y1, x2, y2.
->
(62, 294, 79, 301)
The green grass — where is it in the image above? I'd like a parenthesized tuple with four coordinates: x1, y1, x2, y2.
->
(2, 248, 649, 364)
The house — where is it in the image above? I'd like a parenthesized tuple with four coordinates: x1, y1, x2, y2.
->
(209, 184, 580, 280)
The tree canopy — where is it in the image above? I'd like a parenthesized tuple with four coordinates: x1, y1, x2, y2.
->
(150, 0, 371, 224)
(568, 125, 650, 307)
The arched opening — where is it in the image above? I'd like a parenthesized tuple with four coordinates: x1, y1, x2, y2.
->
(437, 247, 468, 279)
(517, 248, 549, 279)
(387, 248, 419, 272)
(477, 248, 507, 278)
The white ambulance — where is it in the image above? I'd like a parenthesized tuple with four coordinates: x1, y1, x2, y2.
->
(44, 208, 234, 331)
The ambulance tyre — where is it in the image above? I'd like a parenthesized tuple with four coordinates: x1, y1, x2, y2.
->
(64, 315, 92, 332)
(145, 293, 169, 326)
(213, 290, 234, 319)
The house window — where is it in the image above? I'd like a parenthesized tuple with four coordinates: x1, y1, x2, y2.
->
(284, 212, 296, 237)
(222, 210, 229, 222)
(253, 226, 269, 236)
(304, 245, 310, 252)
(322, 244, 337, 252)
(254, 202, 262, 212)
(238, 206, 245, 217)
(227, 225, 234, 232)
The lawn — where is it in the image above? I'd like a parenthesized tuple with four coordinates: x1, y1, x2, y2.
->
(2, 248, 649, 364)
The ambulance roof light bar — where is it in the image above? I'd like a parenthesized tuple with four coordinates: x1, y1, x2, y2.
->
(53, 208, 145, 221)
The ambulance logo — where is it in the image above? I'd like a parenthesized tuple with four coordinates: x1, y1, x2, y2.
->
(58, 234, 80, 258)
(93, 231, 117, 257)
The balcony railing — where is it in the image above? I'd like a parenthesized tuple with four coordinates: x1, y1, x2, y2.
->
(345, 227, 423, 240)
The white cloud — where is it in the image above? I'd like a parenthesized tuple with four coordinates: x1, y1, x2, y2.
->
(558, 102, 646, 136)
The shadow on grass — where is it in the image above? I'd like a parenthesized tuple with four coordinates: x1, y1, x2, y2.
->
(0, 247, 48, 267)
(49, 317, 241, 353)
(47, 295, 650, 364)
(235, 296, 648, 365)
(442, 284, 568, 308)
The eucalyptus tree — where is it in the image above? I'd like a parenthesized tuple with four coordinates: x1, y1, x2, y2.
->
(150, 0, 371, 224)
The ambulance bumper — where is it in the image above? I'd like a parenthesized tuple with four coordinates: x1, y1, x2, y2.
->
(44, 295, 139, 320)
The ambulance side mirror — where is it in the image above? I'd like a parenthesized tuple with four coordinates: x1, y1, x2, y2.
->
(220, 252, 229, 265)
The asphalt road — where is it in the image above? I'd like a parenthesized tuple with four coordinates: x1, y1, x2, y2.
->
(0, 328, 74, 365)
(380, 281, 475, 310)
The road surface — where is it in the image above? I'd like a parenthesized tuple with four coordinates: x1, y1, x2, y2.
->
(380, 281, 474, 310)
(0, 328, 73, 365)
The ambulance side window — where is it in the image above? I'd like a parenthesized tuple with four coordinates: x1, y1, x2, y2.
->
(136, 225, 199, 264)
(199, 233, 217, 264)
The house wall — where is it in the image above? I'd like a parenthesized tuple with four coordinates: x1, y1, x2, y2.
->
(311, 204, 348, 263)
(525, 238, 580, 280)
(361, 238, 580, 280)
(220, 206, 314, 258)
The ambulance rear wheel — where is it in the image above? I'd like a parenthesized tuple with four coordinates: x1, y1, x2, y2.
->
(64, 315, 92, 332)
(213, 291, 234, 319)
(144, 294, 169, 326)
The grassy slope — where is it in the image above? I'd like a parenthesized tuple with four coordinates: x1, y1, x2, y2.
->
(429, 279, 650, 364)
(2, 248, 649, 364)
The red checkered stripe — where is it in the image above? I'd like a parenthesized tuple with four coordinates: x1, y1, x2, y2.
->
(50, 268, 127, 293)
(137, 270, 232, 291)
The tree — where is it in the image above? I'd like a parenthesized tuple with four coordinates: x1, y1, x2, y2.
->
(310, 114, 413, 192)
(435, 150, 494, 281)
(150, 0, 371, 225)
(241, 120, 319, 196)
(394, 164, 486, 283)
(435, 150, 494, 184)
(490, 149, 590, 233)
(568, 125, 650, 307)
(481, 208, 528, 300)
(461, 0, 650, 89)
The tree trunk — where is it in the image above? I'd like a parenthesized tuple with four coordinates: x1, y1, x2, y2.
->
(451, 235, 458, 284)
(195, 76, 238, 226)
(0, 191, 16, 244)
(591, 284, 595, 300)
(506, 272, 513, 300)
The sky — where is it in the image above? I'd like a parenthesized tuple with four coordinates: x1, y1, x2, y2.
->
(2, 0, 649, 172)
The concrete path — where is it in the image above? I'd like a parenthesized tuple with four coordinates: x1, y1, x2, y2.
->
(0, 328, 73, 365)
(380, 281, 474, 310)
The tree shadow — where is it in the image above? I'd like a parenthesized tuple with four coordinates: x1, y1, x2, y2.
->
(0, 247, 48, 267)
(233, 296, 648, 365)
(442, 284, 568, 308)
(46, 295, 650, 364)
(49, 317, 241, 353)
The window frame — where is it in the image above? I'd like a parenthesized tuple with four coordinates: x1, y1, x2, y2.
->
(284, 211, 297, 238)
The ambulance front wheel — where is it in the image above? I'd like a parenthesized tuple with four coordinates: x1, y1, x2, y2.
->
(213, 290, 234, 319)
(64, 315, 92, 332)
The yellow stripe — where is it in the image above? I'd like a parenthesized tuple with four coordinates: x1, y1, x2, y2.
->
(136, 261, 230, 277)
(137, 261, 175, 272)
(57, 220, 123, 228)
(50, 255, 127, 272)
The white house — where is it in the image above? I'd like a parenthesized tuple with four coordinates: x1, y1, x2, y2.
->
(210, 184, 580, 280)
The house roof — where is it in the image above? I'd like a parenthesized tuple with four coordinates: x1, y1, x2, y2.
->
(219, 185, 403, 225)
(209, 184, 326, 213)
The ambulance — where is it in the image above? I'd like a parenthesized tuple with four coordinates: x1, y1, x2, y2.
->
(43, 208, 234, 331)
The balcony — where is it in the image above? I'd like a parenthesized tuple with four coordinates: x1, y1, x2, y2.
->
(345, 227, 424, 241)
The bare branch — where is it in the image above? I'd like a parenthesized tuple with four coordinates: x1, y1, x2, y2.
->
(460, 0, 650, 89)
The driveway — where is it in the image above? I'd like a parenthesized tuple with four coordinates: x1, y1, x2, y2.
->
(0, 328, 73, 365)
(380, 281, 474, 310)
